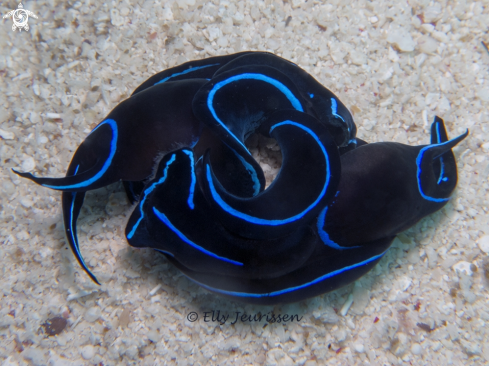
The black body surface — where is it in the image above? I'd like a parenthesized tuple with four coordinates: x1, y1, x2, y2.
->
(13, 52, 467, 304)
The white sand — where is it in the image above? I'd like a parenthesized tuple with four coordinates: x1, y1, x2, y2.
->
(0, 0, 488, 365)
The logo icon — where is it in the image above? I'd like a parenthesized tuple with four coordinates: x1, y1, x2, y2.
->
(3, 3, 38, 32)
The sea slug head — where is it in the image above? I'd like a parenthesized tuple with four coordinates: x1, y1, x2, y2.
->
(322, 116, 468, 246)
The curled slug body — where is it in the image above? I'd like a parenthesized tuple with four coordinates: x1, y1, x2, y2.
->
(129, 116, 466, 304)
(13, 52, 467, 304)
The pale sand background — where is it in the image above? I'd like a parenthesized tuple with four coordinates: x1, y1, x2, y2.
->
(1, 0, 488, 365)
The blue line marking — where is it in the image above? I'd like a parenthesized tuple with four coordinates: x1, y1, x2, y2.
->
(154, 63, 220, 85)
(330, 98, 345, 123)
(230, 147, 260, 196)
(190, 136, 200, 148)
(182, 150, 196, 210)
(435, 119, 442, 143)
(206, 120, 330, 226)
(188, 250, 388, 298)
(68, 166, 82, 262)
(127, 154, 177, 239)
(67, 166, 98, 282)
(152, 207, 243, 266)
(69, 191, 88, 270)
(416, 136, 458, 202)
(127, 182, 136, 200)
(154, 249, 174, 257)
(207, 73, 304, 154)
(43, 119, 118, 190)
(435, 121, 447, 185)
(317, 207, 360, 250)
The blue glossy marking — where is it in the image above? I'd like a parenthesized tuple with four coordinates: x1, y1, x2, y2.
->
(43, 119, 118, 190)
(67, 165, 98, 281)
(435, 121, 446, 185)
(153, 207, 243, 266)
(206, 120, 330, 226)
(230, 147, 260, 196)
(127, 154, 176, 239)
(436, 158, 446, 185)
(187, 250, 388, 298)
(207, 73, 304, 154)
(182, 150, 196, 209)
(69, 193, 88, 271)
(189, 136, 200, 148)
(416, 137, 458, 202)
(68, 165, 81, 255)
(435, 120, 442, 143)
(330, 98, 345, 123)
(308, 93, 314, 98)
(154, 64, 220, 85)
(154, 249, 174, 257)
(317, 207, 360, 250)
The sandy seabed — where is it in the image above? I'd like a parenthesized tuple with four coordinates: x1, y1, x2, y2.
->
(0, 0, 488, 365)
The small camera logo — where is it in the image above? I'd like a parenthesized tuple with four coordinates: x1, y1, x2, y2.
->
(3, 3, 38, 32)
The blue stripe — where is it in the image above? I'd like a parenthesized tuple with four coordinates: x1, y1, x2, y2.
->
(435, 120, 441, 143)
(435, 121, 447, 185)
(416, 138, 455, 203)
(206, 121, 330, 226)
(67, 166, 98, 282)
(187, 250, 388, 298)
(317, 207, 360, 250)
(207, 73, 304, 154)
(154, 249, 174, 257)
(152, 207, 243, 266)
(190, 136, 200, 148)
(127, 154, 177, 239)
(69, 191, 88, 270)
(230, 147, 260, 196)
(68, 166, 82, 262)
(154, 64, 220, 85)
(182, 150, 196, 209)
(43, 119, 118, 189)
(330, 98, 345, 123)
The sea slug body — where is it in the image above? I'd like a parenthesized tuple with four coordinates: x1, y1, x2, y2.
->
(13, 52, 468, 304)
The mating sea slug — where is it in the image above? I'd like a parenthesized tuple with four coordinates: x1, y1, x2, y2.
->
(14, 52, 467, 304)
